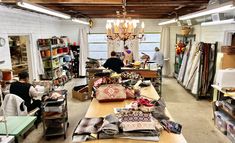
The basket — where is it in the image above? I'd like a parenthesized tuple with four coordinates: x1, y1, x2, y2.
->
(181, 28, 191, 36)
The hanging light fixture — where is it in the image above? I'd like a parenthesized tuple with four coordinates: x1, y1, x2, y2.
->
(105, 0, 144, 41)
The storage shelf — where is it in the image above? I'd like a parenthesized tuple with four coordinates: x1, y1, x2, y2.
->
(42, 53, 67, 60)
(44, 126, 66, 137)
(43, 113, 65, 120)
(42, 90, 68, 139)
(218, 105, 235, 120)
(212, 85, 235, 100)
(44, 65, 60, 70)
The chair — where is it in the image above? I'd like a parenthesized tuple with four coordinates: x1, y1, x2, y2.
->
(0, 94, 39, 116)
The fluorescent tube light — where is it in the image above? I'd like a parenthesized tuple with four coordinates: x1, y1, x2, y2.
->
(201, 18, 235, 26)
(72, 18, 89, 25)
(17, 1, 71, 19)
(179, 1, 235, 20)
(158, 19, 177, 25)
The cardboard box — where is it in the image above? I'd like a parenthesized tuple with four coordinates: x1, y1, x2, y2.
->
(88, 77, 99, 97)
(221, 54, 235, 69)
(216, 69, 235, 88)
(72, 86, 90, 101)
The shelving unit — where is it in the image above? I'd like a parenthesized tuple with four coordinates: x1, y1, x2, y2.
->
(70, 45, 80, 78)
(38, 38, 65, 80)
(9, 36, 29, 76)
(42, 90, 69, 139)
(38, 38, 72, 86)
(212, 85, 235, 142)
(174, 34, 196, 78)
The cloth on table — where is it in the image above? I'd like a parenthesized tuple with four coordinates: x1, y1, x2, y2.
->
(119, 110, 152, 122)
(98, 114, 119, 136)
(118, 110, 156, 132)
(74, 117, 103, 135)
(160, 119, 182, 134)
(151, 98, 169, 120)
(120, 122, 156, 132)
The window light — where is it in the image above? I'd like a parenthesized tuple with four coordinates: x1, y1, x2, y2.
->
(179, 1, 235, 20)
(201, 18, 235, 26)
(17, 1, 71, 19)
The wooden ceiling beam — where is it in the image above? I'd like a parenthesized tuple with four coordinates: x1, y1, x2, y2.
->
(2, 0, 123, 4)
(45, 6, 177, 11)
(40, 3, 207, 7)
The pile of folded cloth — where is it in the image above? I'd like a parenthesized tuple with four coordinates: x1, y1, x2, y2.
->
(72, 97, 182, 142)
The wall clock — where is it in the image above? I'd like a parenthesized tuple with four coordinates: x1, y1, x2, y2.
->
(0, 37, 6, 47)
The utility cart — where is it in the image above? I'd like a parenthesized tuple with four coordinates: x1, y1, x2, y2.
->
(42, 90, 69, 139)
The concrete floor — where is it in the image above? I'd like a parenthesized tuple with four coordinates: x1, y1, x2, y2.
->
(21, 78, 230, 143)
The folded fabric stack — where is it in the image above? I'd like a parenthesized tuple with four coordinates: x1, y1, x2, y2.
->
(118, 110, 160, 141)
(73, 117, 103, 142)
(98, 114, 120, 139)
(73, 98, 183, 142)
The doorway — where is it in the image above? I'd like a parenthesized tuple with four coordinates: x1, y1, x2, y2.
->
(8, 35, 30, 79)
(232, 33, 235, 46)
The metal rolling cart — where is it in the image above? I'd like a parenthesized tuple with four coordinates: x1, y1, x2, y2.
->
(42, 90, 69, 139)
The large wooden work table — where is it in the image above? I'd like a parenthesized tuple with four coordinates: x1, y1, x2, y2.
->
(85, 84, 187, 143)
(86, 67, 159, 78)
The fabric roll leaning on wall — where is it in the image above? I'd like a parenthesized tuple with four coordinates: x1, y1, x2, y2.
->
(79, 28, 89, 76)
(160, 27, 170, 77)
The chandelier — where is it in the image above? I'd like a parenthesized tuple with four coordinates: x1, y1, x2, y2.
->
(105, 1, 145, 41)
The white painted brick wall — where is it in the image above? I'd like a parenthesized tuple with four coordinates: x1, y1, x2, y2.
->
(0, 5, 78, 80)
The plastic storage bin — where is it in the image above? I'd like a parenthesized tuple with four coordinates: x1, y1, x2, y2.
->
(52, 59, 59, 68)
(214, 111, 231, 134)
(57, 48, 63, 54)
(227, 120, 235, 143)
(52, 49, 57, 56)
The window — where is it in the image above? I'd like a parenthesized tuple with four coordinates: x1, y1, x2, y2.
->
(139, 33, 161, 59)
(88, 34, 108, 59)
(88, 33, 161, 61)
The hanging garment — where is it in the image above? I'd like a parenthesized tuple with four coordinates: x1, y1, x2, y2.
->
(201, 43, 216, 96)
(36, 48, 44, 75)
(183, 42, 200, 86)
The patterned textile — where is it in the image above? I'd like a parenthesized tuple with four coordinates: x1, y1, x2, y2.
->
(94, 77, 120, 88)
(125, 88, 135, 99)
(96, 84, 126, 102)
(120, 122, 156, 132)
(74, 117, 103, 135)
(160, 119, 182, 134)
(120, 111, 151, 122)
